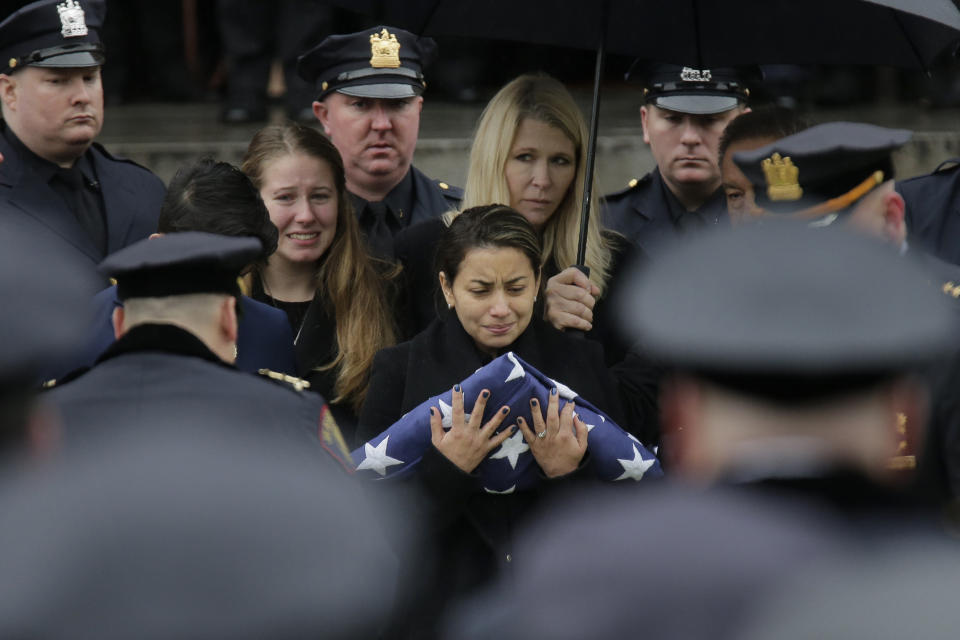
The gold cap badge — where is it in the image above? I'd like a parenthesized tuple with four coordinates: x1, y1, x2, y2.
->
(369, 28, 401, 69)
(762, 153, 803, 202)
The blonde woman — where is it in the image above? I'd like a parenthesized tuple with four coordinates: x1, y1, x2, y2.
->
(395, 73, 636, 363)
(242, 122, 398, 442)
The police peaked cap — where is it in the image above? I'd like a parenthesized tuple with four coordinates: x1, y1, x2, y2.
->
(628, 62, 754, 114)
(624, 223, 955, 401)
(100, 232, 263, 302)
(297, 25, 436, 100)
(0, 0, 105, 75)
(733, 122, 911, 220)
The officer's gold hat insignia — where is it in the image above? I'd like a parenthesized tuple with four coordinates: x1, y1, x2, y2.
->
(369, 28, 401, 68)
(321, 81, 328, 91)
(8, 58, 16, 69)
(762, 153, 803, 202)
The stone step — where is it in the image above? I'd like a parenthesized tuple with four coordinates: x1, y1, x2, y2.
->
(99, 98, 960, 192)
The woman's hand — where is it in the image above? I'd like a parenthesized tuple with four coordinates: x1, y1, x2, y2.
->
(430, 384, 514, 474)
(544, 267, 600, 332)
(518, 387, 588, 478)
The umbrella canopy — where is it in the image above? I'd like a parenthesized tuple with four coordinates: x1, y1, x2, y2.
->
(325, 0, 960, 267)
(347, 0, 960, 69)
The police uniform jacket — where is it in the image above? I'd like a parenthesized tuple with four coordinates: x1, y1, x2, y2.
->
(44, 285, 297, 382)
(0, 124, 165, 278)
(602, 168, 729, 255)
(351, 165, 461, 261)
(45, 323, 350, 469)
(357, 313, 619, 636)
(897, 160, 960, 266)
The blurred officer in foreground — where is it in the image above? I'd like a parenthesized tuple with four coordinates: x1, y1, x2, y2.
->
(603, 64, 751, 254)
(740, 540, 960, 640)
(635, 224, 953, 489)
(447, 223, 955, 640)
(44, 232, 352, 469)
(0, 424, 407, 639)
(297, 26, 461, 260)
(0, 0, 165, 278)
(45, 158, 298, 381)
(0, 228, 96, 458)
(732, 122, 960, 505)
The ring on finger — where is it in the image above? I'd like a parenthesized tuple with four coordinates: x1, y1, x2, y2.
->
(537, 430, 547, 439)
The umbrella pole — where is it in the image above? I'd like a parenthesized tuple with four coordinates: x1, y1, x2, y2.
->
(575, 28, 606, 270)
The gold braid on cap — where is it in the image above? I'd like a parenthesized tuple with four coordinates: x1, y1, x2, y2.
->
(749, 170, 886, 221)
(790, 170, 886, 220)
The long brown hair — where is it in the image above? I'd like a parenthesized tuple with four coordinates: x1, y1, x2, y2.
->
(242, 122, 396, 412)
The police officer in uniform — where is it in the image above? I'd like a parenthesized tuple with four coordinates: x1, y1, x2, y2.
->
(44, 232, 353, 470)
(0, 0, 165, 280)
(732, 122, 960, 298)
(297, 26, 462, 260)
(896, 158, 960, 267)
(0, 224, 96, 457)
(731, 122, 960, 485)
(604, 64, 751, 254)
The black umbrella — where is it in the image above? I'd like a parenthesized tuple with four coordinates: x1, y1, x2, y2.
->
(330, 0, 960, 265)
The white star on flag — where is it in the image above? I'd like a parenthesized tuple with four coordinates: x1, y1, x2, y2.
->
(615, 445, 656, 481)
(505, 352, 525, 382)
(573, 411, 597, 432)
(489, 429, 529, 469)
(548, 378, 578, 400)
(484, 485, 516, 494)
(438, 398, 470, 430)
(356, 436, 404, 477)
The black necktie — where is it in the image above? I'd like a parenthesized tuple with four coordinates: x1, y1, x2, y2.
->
(54, 166, 107, 256)
(365, 201, 397, 261)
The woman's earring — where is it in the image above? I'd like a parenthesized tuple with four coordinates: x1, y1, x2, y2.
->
(447, 303, 453, 310)
(533, 295, 538, 303)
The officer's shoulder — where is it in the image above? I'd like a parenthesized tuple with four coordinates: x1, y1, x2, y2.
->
(900, 158, 960, 187)
(39, 365, 91, 391)
(604, 173, 653, 200)
(434, 179, 464, 202)
(256, 368, 313, 394)
(89, 142, 164, 180)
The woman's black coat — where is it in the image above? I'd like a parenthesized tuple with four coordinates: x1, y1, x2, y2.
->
(358, 314, 628, 638)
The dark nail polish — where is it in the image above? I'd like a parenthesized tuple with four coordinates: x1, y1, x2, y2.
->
(454, 384, 461, 393)
(481, 390, 489, 399)
(516, 416, 524, 425)
(511, 425, 519, 435)
(551, 387, 558, 396)
(429, 407, 435, 416)
(501, 406, 510, 415)
(531, 398, 538, 406)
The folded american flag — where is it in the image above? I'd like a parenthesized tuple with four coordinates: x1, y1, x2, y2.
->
(353, 352, 662, 493)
